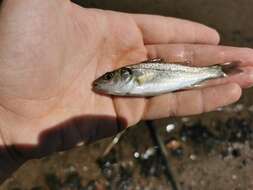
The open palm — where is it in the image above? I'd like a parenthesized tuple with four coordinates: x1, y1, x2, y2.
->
(0, 0, 253, 179)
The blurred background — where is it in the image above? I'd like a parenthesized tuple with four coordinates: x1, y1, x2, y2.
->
(2, 0, 253, 190)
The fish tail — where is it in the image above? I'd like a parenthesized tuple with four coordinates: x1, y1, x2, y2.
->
(212, 61, 242, 76)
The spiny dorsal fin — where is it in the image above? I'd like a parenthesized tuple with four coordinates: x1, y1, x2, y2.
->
(141, 58, 164, 63)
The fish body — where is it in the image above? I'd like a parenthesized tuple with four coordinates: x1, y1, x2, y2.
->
(93, 59, 231, 97)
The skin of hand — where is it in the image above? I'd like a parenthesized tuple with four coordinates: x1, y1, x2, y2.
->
(0, 0, 253, 182)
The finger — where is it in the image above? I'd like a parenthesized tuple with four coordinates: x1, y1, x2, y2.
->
(113, 97, 147, 127)
(131, 14, 220, 45)
(146, 44, 253, 88)
(147, 44, 253, 67)
(142, 83, 241, 120)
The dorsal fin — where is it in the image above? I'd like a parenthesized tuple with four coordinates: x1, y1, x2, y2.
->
(141, 58, 164, 63)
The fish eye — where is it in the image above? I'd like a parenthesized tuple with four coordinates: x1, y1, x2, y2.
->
(120, 68, 132, 79)
(103, 72, 114, 80)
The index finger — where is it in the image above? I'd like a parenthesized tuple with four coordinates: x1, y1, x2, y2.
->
(131, 14, 220, 45)
(146, 44, 253, 67)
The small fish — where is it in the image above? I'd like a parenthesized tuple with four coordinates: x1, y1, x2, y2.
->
(93, 58, 240, 97)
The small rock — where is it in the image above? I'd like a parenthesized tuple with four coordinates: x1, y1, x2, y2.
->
(232, 174, 237, 180)
(190, 154, 197, 161)
(134, 152, 140, 158)
(76, 141, 84, 147)
(166, 124, 176, 133)
(181, 117, 190, 123)
(142, 147, 156, 160)
(83, 166, 88, 172)
(166, 139, 182, 150)
(248, 105, 253, 112)
(233, 104, 244, 112)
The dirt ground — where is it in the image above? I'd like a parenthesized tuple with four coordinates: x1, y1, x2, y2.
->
(1, 0, 253, 190)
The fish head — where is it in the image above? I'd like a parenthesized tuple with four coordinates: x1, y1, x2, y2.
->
(93, 67, 135, 95)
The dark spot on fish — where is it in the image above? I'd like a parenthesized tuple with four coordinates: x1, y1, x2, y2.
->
(103, 72, 114, 80)
(120, 68, 132, 79)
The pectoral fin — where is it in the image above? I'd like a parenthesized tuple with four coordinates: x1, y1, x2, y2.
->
(136, 72, 155, 85)
(136, 75, 147, 85)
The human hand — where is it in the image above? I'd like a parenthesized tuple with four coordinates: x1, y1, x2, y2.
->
(0, 0, 253, 182)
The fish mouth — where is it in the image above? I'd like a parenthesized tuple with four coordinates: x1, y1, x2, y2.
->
(92, 81, 103, 91)
(92, 81, 111, 95)
(92, 80, 99, 87)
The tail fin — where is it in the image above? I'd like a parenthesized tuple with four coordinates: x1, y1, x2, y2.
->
(220, 61, 243, 76)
